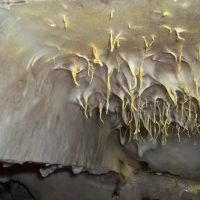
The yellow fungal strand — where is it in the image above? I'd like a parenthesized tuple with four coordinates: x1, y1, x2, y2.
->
(165, 86, 177, 106)
(52, 55, 58, 63)
(183, 86, 189, 95)
(149, 35, 156, 47)
(63, 14, 68, 31)
(107, 72, 112, 92)
(161, 24, 173, 34)
(99, 101, 105, 123)
(128, 23, 131, 29)
(53, 64, 80, 87)
(110, 9, 114, 19)
(89, 64, 95, 83)
(162, 10, 171, 17)
(161, 111, 170, 143)
(44, 18, 56, 27)
(177, 124, 181, 142)
(121, 99, 129, 125)
(109, 30, 125, 52)
(119, 128, 127, 145)
(120, 55, 138, 89)
(133, 115, 138, 138)
(174, 27, 186, 41)
(78, 98, 84, 109)
(153, 10, 171, 17)
(139, 62, 144, 86)
(162, 134, 167, 145)
(129, 93, 137, 111)
(180, 102, 184, 123)
(162, 118, 169, 137)
(132, 68, 137, 89)
(126, 88, 137, 111)
(84, 95, 89, 119)
(75, 53, 94, 81)
(153, 109, 156, 123)
(177, 43, 183, 74)
(155, 121, 161, 139)
(142, 35, 156, 49)
(106, 70, 113, 113)
(165, 48, 178, 62)
(188, 98, 192, 122)
(142, 36, 149, 50)
(146, 118, 152, 139)
(72, 61, 80, 86)
(91, 44, 103, 66)
(194, 109, 198, 126)
(121, 98, 125, 112)
(195, 81, 200, 103)
(128, 109, 133, 124)
(130, 70, 137, 89)
(75, 54, 90, 75)
(193, 78, 199, 98)
(109, 29, 114, 51)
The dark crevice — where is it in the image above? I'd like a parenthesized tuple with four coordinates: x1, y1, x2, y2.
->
(0, 180, 36, 200)
(139, 161, 150, 171)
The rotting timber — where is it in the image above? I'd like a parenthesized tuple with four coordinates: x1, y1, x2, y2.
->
(1, 0, 200, 199)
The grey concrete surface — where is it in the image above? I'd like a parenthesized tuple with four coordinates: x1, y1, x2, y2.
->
(0, 0, 200, 199)
(0, 165, 200, 200)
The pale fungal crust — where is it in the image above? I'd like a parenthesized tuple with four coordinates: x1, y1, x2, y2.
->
(3, 0, 200, 144)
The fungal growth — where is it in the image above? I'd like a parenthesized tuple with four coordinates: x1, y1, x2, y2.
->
(39, 0, 200, 145)
(1, 1, 200, 199)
